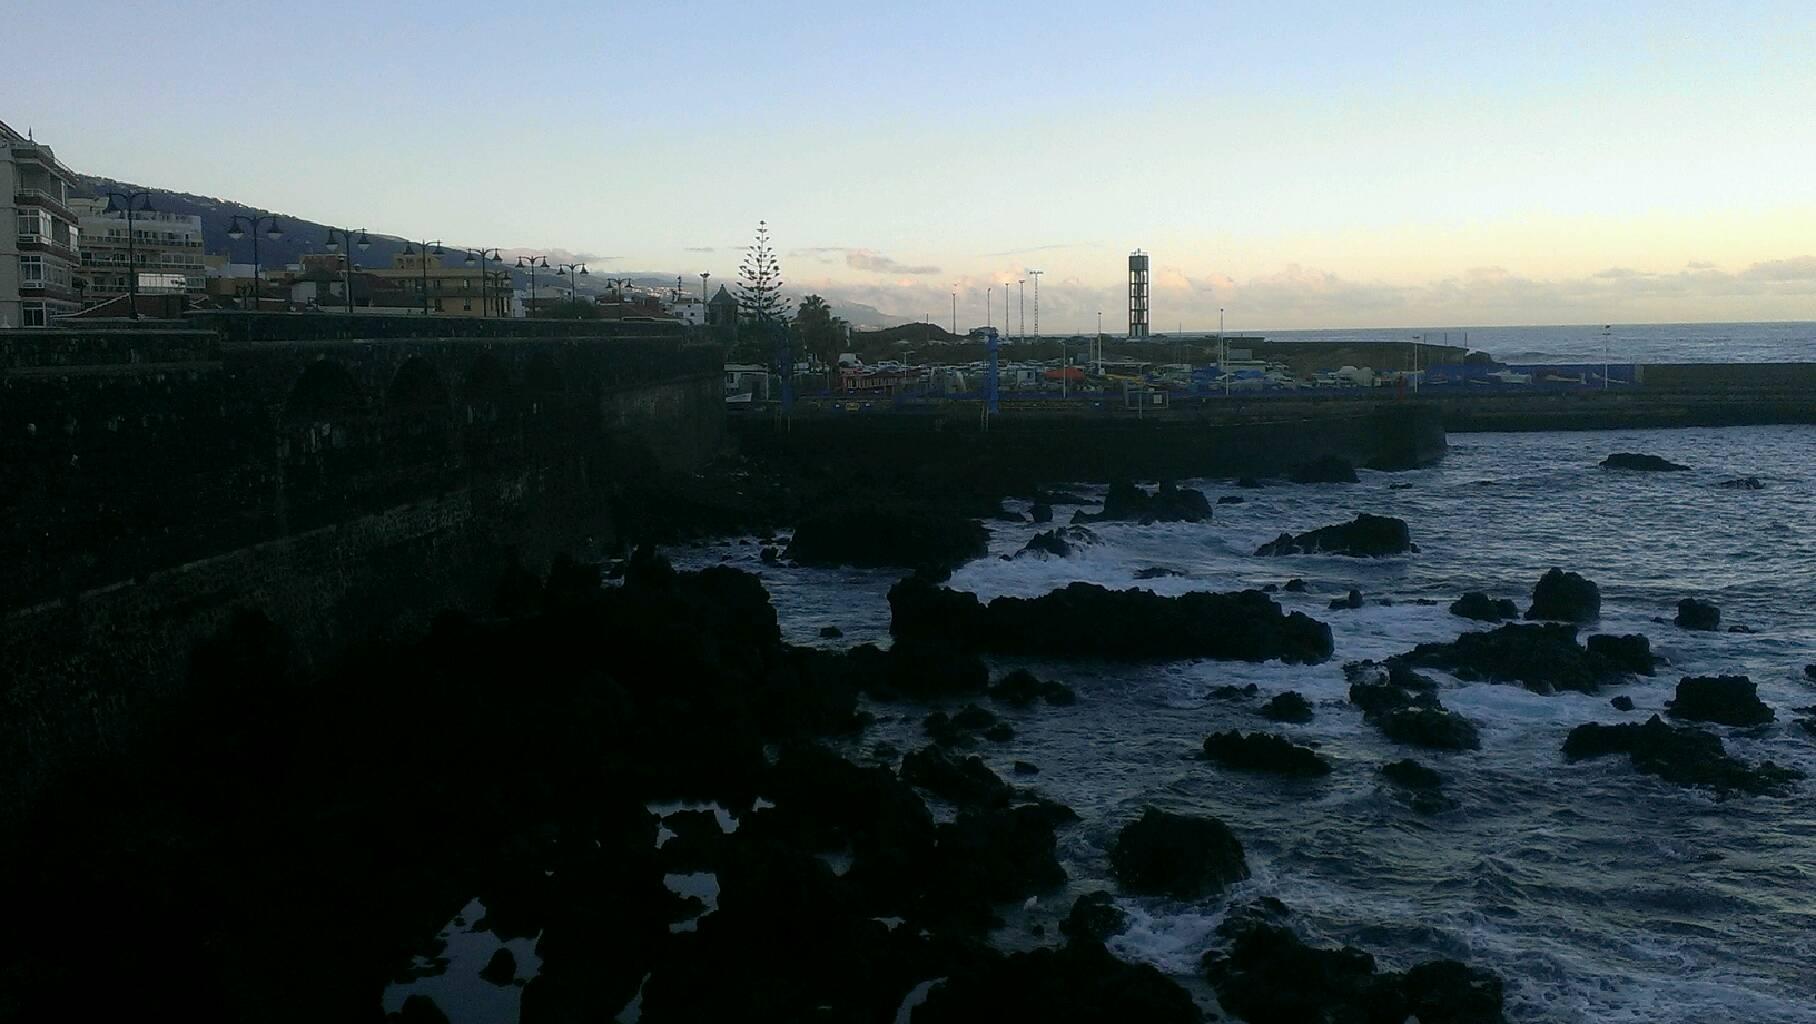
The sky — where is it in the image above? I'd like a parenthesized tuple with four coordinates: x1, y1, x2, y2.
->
(13, 0, 1816, 331)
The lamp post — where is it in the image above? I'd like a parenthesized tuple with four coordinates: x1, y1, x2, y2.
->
(1219, 307, 1228, 397)
(462, 248, 503, 317)
(1097, 310, 1103, 375)
(401, 240, 445, 315)
(951, 284, 958, 338)
(555, 262, 588, 304)
(1602, 324, 1612, 391)
(322, 227, 371, 313)
(1017, 278, 1025, 342)
(101, 189, 155, 319)
(987, 286, 992, 330)
(226, 214, 284, 311)
(517, 255, 549, 316)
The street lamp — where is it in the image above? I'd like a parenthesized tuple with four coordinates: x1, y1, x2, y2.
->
(951, 284, 958, 338)
(226, 214, 284, 311)
(1097, 310, 1103, 375)
(102, 189, 155, 319)
(401, 239, 446, 315)
(555, 262, 588, 304)
(462, 248, 503, 317)
(322, 227, 371, 313)
(517, 255, 549, 316)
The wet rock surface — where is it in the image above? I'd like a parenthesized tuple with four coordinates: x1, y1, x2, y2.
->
(1072, 480, 1213, 524)
(1564, 716, 1803, 796)
(787, 503, 989, 572)
(890, 577, 1335, 664)
(1288, 455, 1361, 484)
(1665, 675, 1774, 727)
(1260, 690, 1315, 723)
(1526, 568, 1602, 623)
(1204, 904, 1507, 1024)
(1256, 514, 1419, 558)
(1675, 598, 1721, 631)
(1450, 591, 1520, 622)
(987, 669, 1076, 707)
(1203, 730, 1334, 776)
(1109, 806, 1249, 898)
(1602, 452, 1690, 472)
(1014, 525, 1099, 559)
(1391, 622, 1640, 694)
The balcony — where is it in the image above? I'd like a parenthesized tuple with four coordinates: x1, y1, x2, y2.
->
(14, 187, 76, 223)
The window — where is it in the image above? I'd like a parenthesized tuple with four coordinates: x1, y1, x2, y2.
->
(20, 255, 44, 283)
(21, 301, 48, 327)
(17, 210, 51, 242)
(463, 301, 472, 312)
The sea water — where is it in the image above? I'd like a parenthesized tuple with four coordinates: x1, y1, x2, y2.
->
(673, 424, 1816, 1023)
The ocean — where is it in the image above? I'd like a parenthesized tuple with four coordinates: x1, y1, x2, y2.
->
(1258, 321, 1816, 365)
(670, 424, 1816, 1023)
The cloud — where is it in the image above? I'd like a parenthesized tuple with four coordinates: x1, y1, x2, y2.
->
(979, 243, 1088, 258)
(845, 249, 941, 275)
(683, 246, 716, 254)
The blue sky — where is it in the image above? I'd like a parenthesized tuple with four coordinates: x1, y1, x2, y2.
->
(14, 0, 1816, 329)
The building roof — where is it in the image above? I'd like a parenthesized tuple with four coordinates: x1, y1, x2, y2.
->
(708, 284, 738, 307)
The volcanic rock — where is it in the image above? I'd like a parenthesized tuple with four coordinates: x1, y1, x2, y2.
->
(1288, 455, 1360, 484)
(1718, 476, 1764, 490)
(1283, 578, 1308, 592)
(1585, 633, 1658, 675)
(914, 941, 1198, 1024)
(1216, 495, 1246, 505)
(1132, 566, 1180, 579)
(1601, 452, 1690, 472)
(1380, 759, 1442, 790)
(1611, 696, 1635, 711)
(901, 746, 1013, 808)
(1328, 590, 1365, 610)
(1564, 715, 1802, 796)
(818, 625, 843, 639)
(1378, 707, 1481, 751)
(1450, 592, 1519, 622)
(1526, 568, 1601, 623)
(1016, 526, 1098, 559)
(987, 669, 1075, 707)
(786, 503, 988, 572)
(889, 577, 1334, 664)
(1073, 480, 1213, 525)
(479, 948, 517, 986)
(1675, 598, 1721, 631)
(1030, 502, 1054, 523)
(1393, 623, 1625, 694)
(1665, 675, 1774, 727)
(1260, 691, 1314, 723)
(1203, 730, 1332, 776)
(1109, 807, 1249, 899)
(1059, 891, 1128, 947)
(1256, 514, 1418, 557)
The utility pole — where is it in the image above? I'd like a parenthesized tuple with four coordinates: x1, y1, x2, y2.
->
(1602, 324, 1612, 390)
(986, 286, 992, 329)
(951, 284, 958, 338)
(1097, 310, 1103, 374)
(1028, 269, 1043, 342)
(1018, 278, 1025, 342)
(1220, 306, 1228, 397)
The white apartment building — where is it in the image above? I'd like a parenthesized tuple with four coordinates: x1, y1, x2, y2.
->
(1, 120, 81, 327)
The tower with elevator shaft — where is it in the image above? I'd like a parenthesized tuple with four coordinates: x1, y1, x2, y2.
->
(1128, 249, 1150, 339)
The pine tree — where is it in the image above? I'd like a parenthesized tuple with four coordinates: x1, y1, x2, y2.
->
(736, 220, 792, 324)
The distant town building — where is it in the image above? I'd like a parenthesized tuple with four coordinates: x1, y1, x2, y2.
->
(362, 249, 510, 316)
(1, 120, 81, 327)
(665, 293, 706, 326)
(72, 196, 207, 302)
(706, 284, 739, 328)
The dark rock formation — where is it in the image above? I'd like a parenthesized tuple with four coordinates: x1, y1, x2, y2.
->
(1378, 707, 1481, 751)
(1393, 623, 1630, 694)
(1675, 598, 1721, 631)
(1564, 715, 1802, 796)
(1030, 502, 1054, 523)
(1807, 665, 1816, 682)
(397, 995, 452, 1024)
(1260, 691, 1314, 723)
(1012, 760, 1039, 775)
(1450, 592, 1519, 622)
(1526, 568, 1601, 623)
(1287, 455, 1360, 484)
(1585, 634, 1659, 676)
(1217, 494, 1246, 505)
(1389, 482, 1415, 490)
(1204, 910, 1506, 1024)
(1109, 807, 1249, 898)
(1283, 578, 1308, 592)
(786, 503, 988, 572)
(1665, 676, 1774, 727)
(987, 669, 1075, 707)
(479, 948, 517, 986)
(818, 625, 843, 639)
(931, 804, 1068, 908)
(1236, 476, 1264, 489)
(1059, 891, 1128, 946)
(1328, 590, 1365, 611)
(1073, 480, 1213, 525)
(1256, 514, 1418, 557)
(1611, 696, 1635, 711)
(1602, 452, 1690, 472)
(1016, 526, 1099, 559)
(1380, 759, 1442, 790)
(841, 640, 990, 701)
(1209, 683, 1259, 701)
(1132, 566, 1180, 580)
(901, 746, 1013, 808)
(889, 577, 1335, 664)
(1718, 476, 1764, 490)
(1203, 730, 1333, 776)
(915, 941, 1199, 1023)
